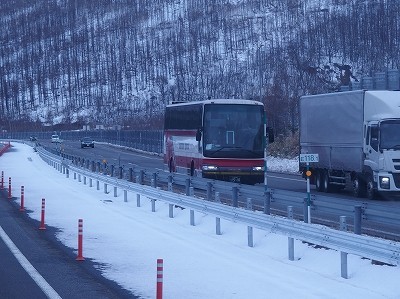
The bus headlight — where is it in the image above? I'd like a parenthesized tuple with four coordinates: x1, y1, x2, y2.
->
(252, 166, 264, 171)
(379, 177, 390, 189)
(202, 165, 218, 171)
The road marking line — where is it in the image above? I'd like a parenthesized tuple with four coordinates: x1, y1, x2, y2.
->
(0, 225, 62, 299)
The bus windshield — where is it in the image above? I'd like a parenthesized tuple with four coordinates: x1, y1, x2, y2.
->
(203, 104, 264, 158)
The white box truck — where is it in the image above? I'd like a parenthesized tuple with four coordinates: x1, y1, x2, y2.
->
(299, 90, 400, 199)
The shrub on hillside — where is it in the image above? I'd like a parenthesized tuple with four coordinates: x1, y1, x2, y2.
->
(268, 131, 299, 159)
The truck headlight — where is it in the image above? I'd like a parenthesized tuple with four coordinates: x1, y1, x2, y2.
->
(202, 165, 218, 171)
(379, 177, 390, 189)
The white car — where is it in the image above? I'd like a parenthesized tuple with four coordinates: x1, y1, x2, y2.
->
(51, 134, 61, 143)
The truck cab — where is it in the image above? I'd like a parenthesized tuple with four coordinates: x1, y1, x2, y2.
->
(363, 119, 400, 197)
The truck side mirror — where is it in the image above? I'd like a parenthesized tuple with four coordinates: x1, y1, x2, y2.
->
(196, 128, 202, 141)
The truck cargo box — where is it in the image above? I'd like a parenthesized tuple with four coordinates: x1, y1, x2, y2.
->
(300, 90, 365, 172)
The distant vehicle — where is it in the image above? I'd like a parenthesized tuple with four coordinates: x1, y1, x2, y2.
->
(51, 134, 61, 143)
(299, 90, 400, 199)
(29, 136, 37, 141)
(80, 137, 94, 148)
(164, 99, 274, 184)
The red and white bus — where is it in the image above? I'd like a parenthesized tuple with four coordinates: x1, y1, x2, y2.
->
(163, 99, 271, 184)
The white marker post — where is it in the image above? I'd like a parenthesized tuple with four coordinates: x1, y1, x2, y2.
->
(299, 153, 319, 223)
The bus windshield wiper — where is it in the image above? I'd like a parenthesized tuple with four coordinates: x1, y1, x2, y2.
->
(208, 146, 260, 157)
(208, 146, 238, 156)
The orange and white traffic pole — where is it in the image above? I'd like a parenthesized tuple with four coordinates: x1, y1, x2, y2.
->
(76, 219, 85, 261)
(8, 177, 11, 199)
(39, 198, 46, 230)
(20, 186, 25, 212)
(156, 259, 163, 299)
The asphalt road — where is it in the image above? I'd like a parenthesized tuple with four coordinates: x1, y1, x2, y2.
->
(41, 139, 400, 202)
(0, 188, 137, 299)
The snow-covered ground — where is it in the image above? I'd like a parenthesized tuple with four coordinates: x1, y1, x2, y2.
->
(1, 142, 399, 299)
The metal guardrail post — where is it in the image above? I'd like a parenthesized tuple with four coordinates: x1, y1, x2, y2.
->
(114, 186, 117, 197)
(189, 186, 194, 196)
(207, 182, 212, 201)
(190, 210, 195, 226)
(354, 206, 362, 235)
(216, 217, 221, 235)
(137, 194, 141, 207)
(168, 175, 173, 192)
(303, 198, 308, 223)
(232, 187, 239, 207)
(119, 166, 123, 179)
(139, 170, 144, 185)
(124, 190, 127, 202)
(151, 198, 156, 212)
(169, 204, 174, 218)
(111, 165, 115, 177)
(340, 216, 348, 279)
(185, 178, 190, 196)
(288, 206, 294, 261)
(152, 173, 157, 188)
(247, 197, 254, 247)
(264, 190, 271, 215)
(247, 198, 253, 210)
(215, 191, 220, 203)
(129, 168, 134, 182)
(247, 225, 253, 247)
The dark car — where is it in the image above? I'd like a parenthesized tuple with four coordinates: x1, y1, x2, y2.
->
(80, 137, 94, 148)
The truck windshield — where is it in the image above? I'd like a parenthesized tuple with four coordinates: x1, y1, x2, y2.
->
(380, 120, 400, 150)
(203, 104, 264, 158)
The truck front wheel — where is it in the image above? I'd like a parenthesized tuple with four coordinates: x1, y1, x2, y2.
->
(352, 176, 366, 198)
(323, 171, 332, 193)
(366, 176, 375, 199)
(315, 171, 324, 192)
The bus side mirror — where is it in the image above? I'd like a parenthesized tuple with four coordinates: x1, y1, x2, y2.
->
(196, 128, 202, 141)
(267, 127, 274, 143)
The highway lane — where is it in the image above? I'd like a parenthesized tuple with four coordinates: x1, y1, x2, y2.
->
(0, 188, 137, 299)
(41, 139, 309, 191)
(40, 139, 400, 204)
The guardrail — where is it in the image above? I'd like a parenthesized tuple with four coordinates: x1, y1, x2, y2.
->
(36, 146, 400, 276)
(40, 143, 400, 240)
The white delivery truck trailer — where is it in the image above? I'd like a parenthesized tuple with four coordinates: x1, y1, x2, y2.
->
(299, 90, 400, 199)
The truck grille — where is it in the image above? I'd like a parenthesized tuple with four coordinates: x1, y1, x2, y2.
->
(393, 173, 400, 188)
(393, 159, 400, 171)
